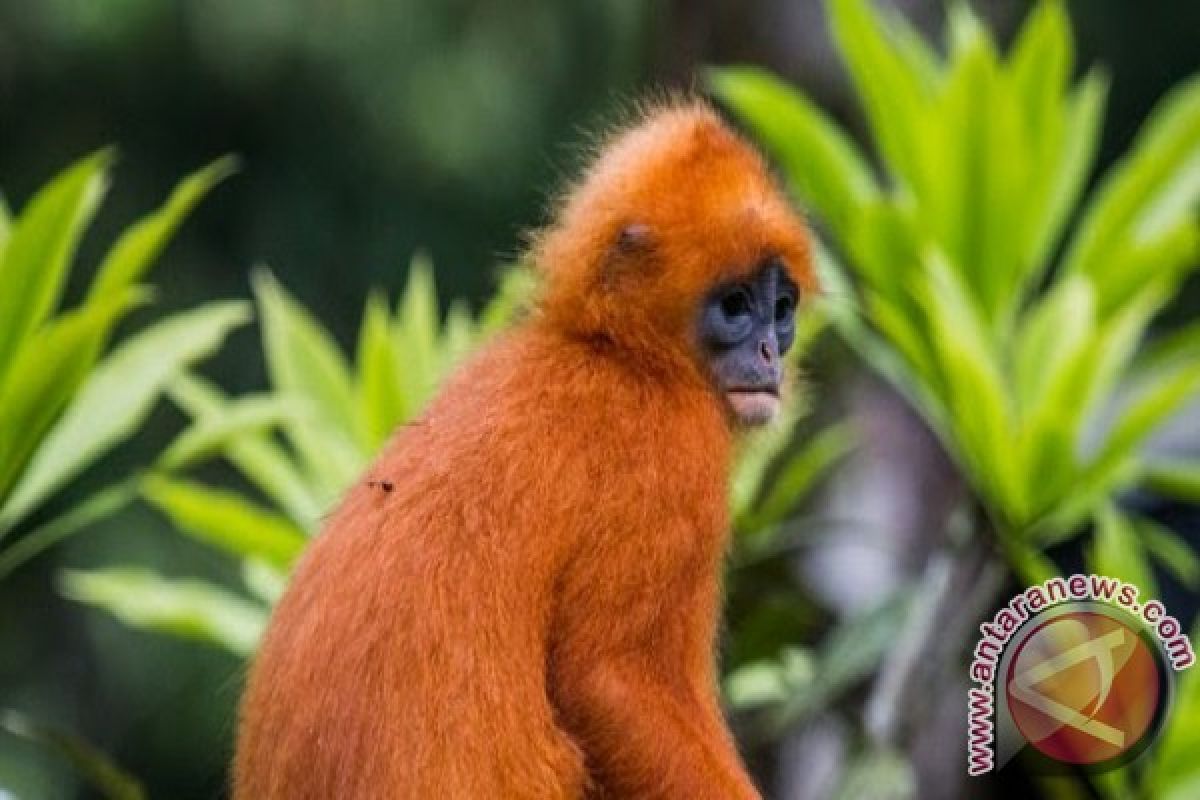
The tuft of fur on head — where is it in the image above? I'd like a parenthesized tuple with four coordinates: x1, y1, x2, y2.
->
(529, 98, 816, 380)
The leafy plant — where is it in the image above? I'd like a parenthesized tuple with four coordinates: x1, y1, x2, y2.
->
(0, 152, 245, 579)
(712, 0, 1200, 592)
(64, 257, 532, 653)
(712, 0, 1200, 795)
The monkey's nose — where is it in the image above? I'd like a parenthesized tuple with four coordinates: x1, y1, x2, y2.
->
(759, 340, 774, 365)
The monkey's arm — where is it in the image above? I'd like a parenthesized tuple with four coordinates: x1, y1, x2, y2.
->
(557, 655, 761, 799)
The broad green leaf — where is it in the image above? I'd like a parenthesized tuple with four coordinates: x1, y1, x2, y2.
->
(1143, 459, 1200, 503)
(442, 298, 477, 371)
(732, 399, 807, 522)
(356, 290, 407, 450)
(1014, 275, 1094, 415)
(708, 66, 879, 241)
(1088, 360, 1200, 479)
(479, 264, 536, 334)
(0, 710, 145, 800)
(0, 481, 135, 580)
(1136, 517, 1200, 589)
(1087, 504, 1155, 596)
(141, 475, 306, 568)
(242, 558, 288, 606)
(1009, 0, 1072, 135)
(829, 0, 935, 199)
(167, 373, 323, 528)
(253, 268, 362, 493)
(158, 393, 298, 472)
(0, 149, 113, 382)
(724, 646, 816, 711)
(745, 424, 854, 531)
(87, 156, 239, 299)
(1132, 319, 1200, 379)
(0, 302, 249, 535)
(0, 291, 140, 510)
(1092, 221, 1200, 317)
(392, 253, 442, 413)
(917, 253, 1020, 515)
(1064, 75, 1200, 282)
(61, 567, 267, 656)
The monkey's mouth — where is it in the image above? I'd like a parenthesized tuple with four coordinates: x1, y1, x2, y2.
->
(724, 387, 780, 425)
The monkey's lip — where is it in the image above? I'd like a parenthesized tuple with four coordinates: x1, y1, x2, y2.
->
(724, 387, 780, 425)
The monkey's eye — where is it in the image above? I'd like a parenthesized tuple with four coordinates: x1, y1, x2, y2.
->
(774, 294, 795, 322)
(719, 289, 753, 320)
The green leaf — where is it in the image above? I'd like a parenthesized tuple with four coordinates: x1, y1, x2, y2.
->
(0, 290, 141, 510)
(0, 710, 145, 800)
(1143, 459, 1200, 503)
(0, 149, 114, 383)
(835, 747, 916, 800)
(1087, 359, 1200, 480)
(242, 558, 288, 606)
(1064, 75, 1200, 283)
(479, 264, 536, 334)
(745, 424, 854, 531)
(141, 475, 306, 568)
(0, 302, 249, 535)
(253, 268, 363, 494)
(1087, 504, 1155, 596)
(158, 392, 298, 472)
(166, 373, 323, 529)
(0, 481, 135, 581)
(1026, 68, 1108, 276)
(708, 66, 879, 241)
(87, 156, 238, 300)
(1014, 275, 1095, 415)
(731, 400, 807, 522)
(724, 646, 816, 712)
(392, 253, 442, 414)
(829, 0, 935, 199)
(356, 290, 407, 449)
(61, 567, 267, 656)
(1136, 517, 1199, 589)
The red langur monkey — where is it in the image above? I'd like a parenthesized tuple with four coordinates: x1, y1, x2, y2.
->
(234, 101, 816, 799)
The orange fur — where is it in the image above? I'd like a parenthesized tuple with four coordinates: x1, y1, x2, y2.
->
(233, 101, 815, 799)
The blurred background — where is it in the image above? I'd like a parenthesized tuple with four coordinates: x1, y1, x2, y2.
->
(0, 1, 1196, 798)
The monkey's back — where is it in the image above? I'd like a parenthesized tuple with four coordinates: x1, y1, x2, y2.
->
(232, 327, 729, 799)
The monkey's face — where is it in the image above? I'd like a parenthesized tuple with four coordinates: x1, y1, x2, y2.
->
(698, 259, 798, 426)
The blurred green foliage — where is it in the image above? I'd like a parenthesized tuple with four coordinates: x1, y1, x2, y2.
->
(0, 154, 244, 578)
(715, 0, 1200, 560)
(713, 0, 1200, 795)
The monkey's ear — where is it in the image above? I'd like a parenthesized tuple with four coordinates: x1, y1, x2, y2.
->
(615, 223, 653, 254)
(601, 223, 655, 289)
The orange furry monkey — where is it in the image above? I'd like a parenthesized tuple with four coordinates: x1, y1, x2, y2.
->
(234, 101, 816, 799)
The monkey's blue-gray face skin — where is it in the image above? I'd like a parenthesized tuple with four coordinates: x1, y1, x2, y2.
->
(699, 260, 798, 426)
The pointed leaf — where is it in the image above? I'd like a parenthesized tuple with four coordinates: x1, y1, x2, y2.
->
(0, 149, 113, 381)
(61, 567, 267, 656)
(0, 291, 140, 511)
(0, 302, 249, 534)
(158, 392, 298, 472)
(167, 373, 323, 529)
(88, 156, 238, 299)
(141, 475, 306, 568)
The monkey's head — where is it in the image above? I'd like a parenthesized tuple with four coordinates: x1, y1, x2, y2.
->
(533, 100, 817, 428)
